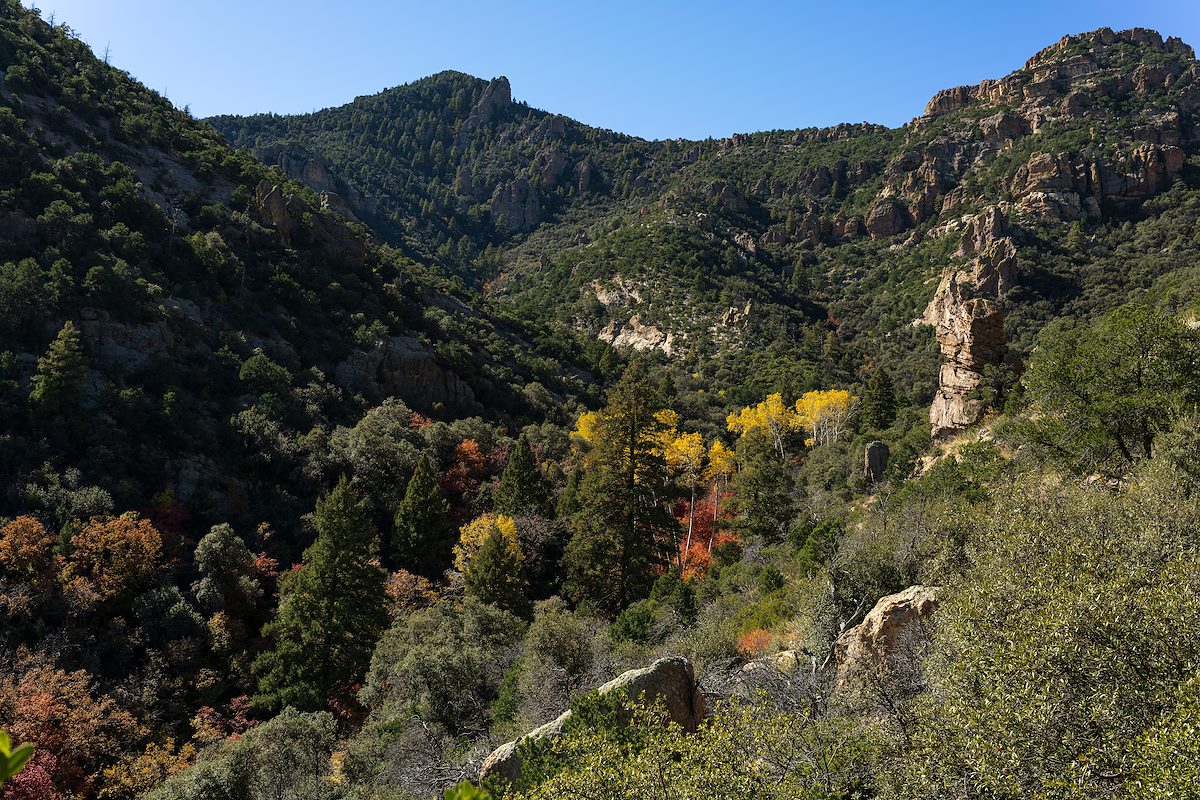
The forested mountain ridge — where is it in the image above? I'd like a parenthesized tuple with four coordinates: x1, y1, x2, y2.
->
(0, 3, 600, 543)
(2, 4, 1200, 799)
(212, 27, 1200, 431)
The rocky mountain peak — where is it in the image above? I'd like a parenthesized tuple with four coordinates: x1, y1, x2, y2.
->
(470, 75, 512, 124)
(1025, 27, 1195, 72)
(921, 27, 1197, 121)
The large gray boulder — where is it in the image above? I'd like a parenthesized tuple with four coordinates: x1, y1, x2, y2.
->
(479, 656, 706, 784)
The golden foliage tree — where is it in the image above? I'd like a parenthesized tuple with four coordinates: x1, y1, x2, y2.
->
(726, 393, 800, 458)
(452, 513, 519, 573)
(795, 389, 858, 446)
(60, 514, 164, 608)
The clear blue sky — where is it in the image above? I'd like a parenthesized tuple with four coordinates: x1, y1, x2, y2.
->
(20, 0, 1200, 140)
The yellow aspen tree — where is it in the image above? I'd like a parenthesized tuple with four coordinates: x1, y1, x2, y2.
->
(452, 513, 519, 573)
(665, 431, 706, 561)
(795, 389, 858, 446)
(705, 440, 736, 550)
(725, 393, 800, 458)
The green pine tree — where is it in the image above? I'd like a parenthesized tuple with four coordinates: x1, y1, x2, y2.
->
(563, 362, 679, 612)
(729, 429, 795, 544)
(556, 465, 583, 518)
(252, 477, 388, 713)
(463, 526, 529, 617)
(862, 368, 898, 431)
(393, 453, 451, 574)
(494, 434, 554, 518)
(30, 320, 87, 415)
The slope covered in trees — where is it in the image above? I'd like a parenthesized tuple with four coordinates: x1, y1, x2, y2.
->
(2, 3, 1200, 799)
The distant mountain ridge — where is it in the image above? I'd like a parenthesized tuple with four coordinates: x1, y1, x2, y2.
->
(211, 27, 1200, 435)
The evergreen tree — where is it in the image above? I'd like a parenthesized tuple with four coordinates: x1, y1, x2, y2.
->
(29, 320, 86, 415)
(393, 453, 451, 574)
(862, 369, 898, 430)
(556, 465, 583, 518)
(563, 362, 679, 612)
(729, 429, 795, 544)
(463, 525, 529, 617)
(193, 523, 261, 617)
(494, 434, 554, 518)
(252, 478, 388, 713)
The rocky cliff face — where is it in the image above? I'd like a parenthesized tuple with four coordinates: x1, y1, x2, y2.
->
(334, 335, 478, 411)
(253, 143, 378, 220)
(253, 180, 367, 265)
(488, 176, 541, 233)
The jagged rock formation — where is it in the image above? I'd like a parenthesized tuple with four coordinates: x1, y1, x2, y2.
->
(599, 315, 676, 355)
(833, 586, 940, 685)
(253, 180, 367, 264)
(1013, 144, 1186, 220)
(253, 143, 378, 220)
(479, 657, 706, 784)
(922, 207, 1016, 438)
(488, 177, 541, 233)
(466, 76, 512, 127)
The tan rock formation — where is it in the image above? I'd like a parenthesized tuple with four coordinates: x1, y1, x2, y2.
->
(468, 76, 511, 126)
(833, 585, 939, 684)
(922, 206, 1015, 438)
(599, 315, 675, 355)
(1011, 145, 1184, 220)
(488, 177, 541, 233)
(865, 198, 910, 239)
(479, 657, 706, 784)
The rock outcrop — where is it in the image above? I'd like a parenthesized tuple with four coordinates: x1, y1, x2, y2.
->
(865, 198, 911, 239)
(833, 586, 939, 685)
(479, 657, 706, 784)
(864, 441, 889, 485)
(253, 180, 367, 265)
(598, 315, 676, 356)
(467, 76, 512, 126)
(922, 206, 1015, 438)
(334, 335, 476, 410)
(488, 177, 541, 233)
(253, 143, 377, 219)
(1012, 144, 1185, 220)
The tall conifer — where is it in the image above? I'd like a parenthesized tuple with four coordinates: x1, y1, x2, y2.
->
(563, 362, 679, 612)
(253, 478, 387, 712)
(393, 453, 451, 574)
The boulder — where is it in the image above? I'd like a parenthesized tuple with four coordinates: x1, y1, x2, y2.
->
(833, 586, 939, 685)
(479, 657, 706, 784)
(864, 441, 889, 485)
(980, 110, 1031, 144)
(865, 198, 910, 239)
